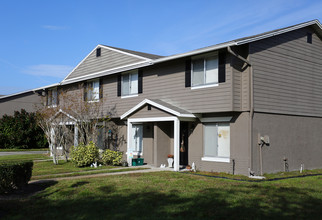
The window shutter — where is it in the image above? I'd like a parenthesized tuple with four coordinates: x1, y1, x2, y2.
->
(45, 90, 48, 106)
(99, 78, 103, 99)
(218, 51, 226, 83)
(83, 82, 87, 101)
(117, 75, 122, 97)
(57, 88, 60, 105)
(138, 70, 143, 94)
(185, 58, 191, 87)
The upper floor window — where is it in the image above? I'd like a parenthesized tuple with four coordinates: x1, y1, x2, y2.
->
(185, 51, 226, 89)
(122, 71, 138, 96)
(117, 70, 143, 97)
(47, 88, 58, 107)
(192, 56, 218, 87)
(84, 79, 100, 102)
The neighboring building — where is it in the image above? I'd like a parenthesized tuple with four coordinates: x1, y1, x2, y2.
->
(0, 84, 59, 117)
(5, 19, 322, 175)
(0, 90, 42, 117)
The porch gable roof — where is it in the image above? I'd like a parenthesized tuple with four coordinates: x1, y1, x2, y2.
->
(120, 99, 195, 119)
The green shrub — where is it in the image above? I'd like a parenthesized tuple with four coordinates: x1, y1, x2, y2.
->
(70, 142, 99, 167)
(0, 160, 33, 193)
(101, 149, 123, 166)
(0, 109, 48, 149)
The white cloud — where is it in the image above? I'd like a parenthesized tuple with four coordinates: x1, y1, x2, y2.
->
(42, 25, 67, 30)
(23, 64, 73, 78)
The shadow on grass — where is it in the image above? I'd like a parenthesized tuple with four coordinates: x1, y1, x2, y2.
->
(0, 180, 58, 219)
(2, 179, 321, 220)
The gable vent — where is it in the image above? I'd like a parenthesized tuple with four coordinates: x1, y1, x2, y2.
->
(96, 48, 101, 57)
(307, 33, 312, 44)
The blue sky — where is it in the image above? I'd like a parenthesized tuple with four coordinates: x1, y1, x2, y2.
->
(1, 0, 322, 95)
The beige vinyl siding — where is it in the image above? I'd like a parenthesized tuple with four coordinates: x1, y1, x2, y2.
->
(99, 58, 233, 117)
(250, 27, 322, 116)
(65, 47, 145, 81)
(231, 45, 250, 111)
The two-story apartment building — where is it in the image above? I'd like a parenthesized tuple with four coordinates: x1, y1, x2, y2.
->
(3, 20, 322, 175)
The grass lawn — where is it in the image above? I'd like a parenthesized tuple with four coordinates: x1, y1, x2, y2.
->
(32, 160, 115, 176)
(1, 172, 321, 220)
(31, 160, 149, 180)
(0, 153, 50, 162)
(0, 148, 48, 152)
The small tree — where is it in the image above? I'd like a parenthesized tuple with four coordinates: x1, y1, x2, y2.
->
(37, 84, 117, 164)
(37, 108, 73, 164)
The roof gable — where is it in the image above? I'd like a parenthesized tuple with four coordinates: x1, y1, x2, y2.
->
(121, 99, 195, 119)
(63, 45, 156, 82)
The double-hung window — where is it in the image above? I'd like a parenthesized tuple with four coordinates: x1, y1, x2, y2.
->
(47, 88, 58, 107)
(192, 55, 218, 87)
(202, 123, 230, 162)
(122, 71, 138, 96)
(86, 79, 100, 102)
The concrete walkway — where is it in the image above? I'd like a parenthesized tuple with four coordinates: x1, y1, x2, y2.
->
(29, 165, 173, 183)
(0, 151, 48, 156)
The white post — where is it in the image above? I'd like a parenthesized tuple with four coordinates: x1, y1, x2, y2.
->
(127, 120, 133, 166)
(74, 126, 78, 147)
(174, 118, 180, 171)
(50, 127, 54, 156)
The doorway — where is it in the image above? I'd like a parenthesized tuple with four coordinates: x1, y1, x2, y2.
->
(180, 122, 189, 166)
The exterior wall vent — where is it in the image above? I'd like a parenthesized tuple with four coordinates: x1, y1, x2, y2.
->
(147, 105, 152, 110)
(96, 48, 101, 57)
(307, 33, 312, 44)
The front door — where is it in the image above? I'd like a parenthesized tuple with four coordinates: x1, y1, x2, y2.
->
(132, 124, 143, 155)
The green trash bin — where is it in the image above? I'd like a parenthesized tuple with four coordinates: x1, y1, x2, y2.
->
(132, 158, 138, 166)
(132, 158, 144, 166)
(137, 158, 144, 166)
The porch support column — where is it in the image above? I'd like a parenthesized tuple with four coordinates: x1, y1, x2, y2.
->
(174, 117, 180, 171)
(127, 120, 133, 166)
(74, 125, 78, 147)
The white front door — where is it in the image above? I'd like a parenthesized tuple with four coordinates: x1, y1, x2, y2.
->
(131, 124, 143, 154)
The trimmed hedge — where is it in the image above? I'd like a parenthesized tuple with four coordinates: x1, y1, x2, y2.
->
(0, 160, 33, 193)
(70, 142, 99, 167)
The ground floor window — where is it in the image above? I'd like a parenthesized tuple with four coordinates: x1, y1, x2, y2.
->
(203, 123, 230, 161)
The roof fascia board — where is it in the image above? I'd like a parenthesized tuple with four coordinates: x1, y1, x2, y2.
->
(152, 42, 236, 64)
(0, 83, 60, 100)
(235, 20, 322, 45)
(99, 45, 152, 61)
(120, 99, 195, 119)
(61, 61, 152, 85)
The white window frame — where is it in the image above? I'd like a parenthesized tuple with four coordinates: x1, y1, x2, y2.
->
(121, 71, 138, 98)
(47, 88, 58, 107)
(86, 79, 100, 102)
(191, 52, 219, 89)
(202, 122, 230, 163)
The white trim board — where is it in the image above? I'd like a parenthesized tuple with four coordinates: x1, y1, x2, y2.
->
(121, 99, 195, 119)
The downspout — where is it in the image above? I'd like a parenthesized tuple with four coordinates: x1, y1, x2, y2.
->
(227, 46, 254, 176)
